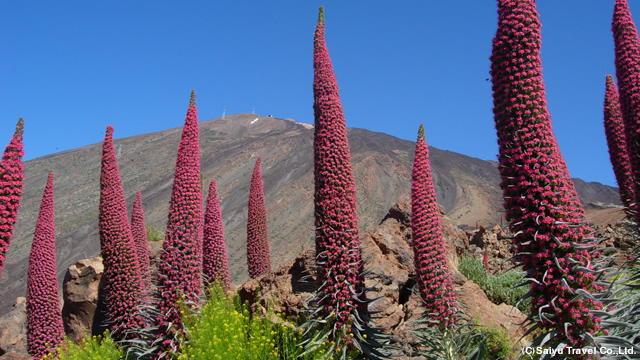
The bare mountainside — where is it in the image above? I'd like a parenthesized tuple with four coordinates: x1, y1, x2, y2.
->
(0, 114, 622, 315)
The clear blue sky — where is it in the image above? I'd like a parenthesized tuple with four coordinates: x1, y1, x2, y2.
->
(0, 1, 626, 187)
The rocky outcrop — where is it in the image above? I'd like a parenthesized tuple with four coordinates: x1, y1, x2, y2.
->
(238, 201, 527, 358)
(460, 224, 515, 274)
(61, 257, 105, 342)
(456, 280, 525, 338)
(237, 249, 316, 320)
(0, 297, 27, 356)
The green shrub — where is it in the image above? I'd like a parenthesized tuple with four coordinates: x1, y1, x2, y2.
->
(459, 256, 486, 283)
(179, 284, 328, 360)
(413, 314, 519, 360)
(482, 325, 515, 360)
(46, 331, 123, 360)
(413, 314, 487, 360)
(459, 256, 529, 312)
(146, 226, 164, 242)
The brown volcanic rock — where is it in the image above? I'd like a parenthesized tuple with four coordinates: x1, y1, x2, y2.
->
(457, 281, 526, 340)
(61, 257, 105, 342)
(0, 298, 27, 356)
(1, 114, 621, 316)
(237, 249, 316, 319)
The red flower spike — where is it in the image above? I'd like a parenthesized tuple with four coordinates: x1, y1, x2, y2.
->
(26, 173, 64, 359)
(156, 90, 203, 355)
(411, 124, 458, 327)
(491, 0, 602, 352)
(313, 6, 366, 352)
(99, 126, 143, 340)
(603, 75, 635, 212)
(613, 0, 640, 221)
(0, 118, 24, 279)
(131, 190, 150, 283)
(203, 180, 231, 292)
(483, 248, 490, 274)
(246, 157, 271, 278)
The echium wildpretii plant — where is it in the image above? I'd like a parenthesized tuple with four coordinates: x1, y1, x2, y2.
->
(300, 7, 390, 360)
(411, 124, 457, 327)
(203, 179, 231, 292)
(0, 118, 24, 279)
(99, 126, 143, 340)
(246, 156, 271, 279)
(490, 0, 606, 353)
(155, 90, 203, 357)
(603, 75, 635, 213)
(613, 0, 640, 223)
(26, 172, 64, 360)
(131, 190, 151, 284)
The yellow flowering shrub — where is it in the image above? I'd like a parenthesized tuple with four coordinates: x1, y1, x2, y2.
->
(45, 331, 123, 360)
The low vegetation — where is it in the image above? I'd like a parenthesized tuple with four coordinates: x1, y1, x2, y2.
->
(458, 256, 529, 312)
(179, 285, 327, 360)
(145, 227, 164, 242)
(46, 331, 123, 360)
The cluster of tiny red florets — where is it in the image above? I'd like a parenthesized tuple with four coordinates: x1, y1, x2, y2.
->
(99, 126, 143, 340)
(603, 75, 635, 211)
(613, 0, 640, 221)
(131, 190, 150, 281)
(0, 118, 24, 279)
(313, 8, 366, 352)
(26, 172, 64, 359)
(246, 157, 271, 279)
(156, 91, 203, 354)
(491, 0, 603, 351)
(203, 179, 231, 292)
(411, 124, 457, 327)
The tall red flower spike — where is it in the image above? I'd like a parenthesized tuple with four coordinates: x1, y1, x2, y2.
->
(0, 118, 24, 279)
(99, 126, 143, 340)
(613, 0, 640, 221)
(26, 172, 64, 360)
(603, 75, 635, 212)
(131, 190, 150, 281)
(312, 7, 368, 355)
(246, 157, 271, 279)
(156, 90, 203, 355)
(491, 0, 602, 351)
(203, 179, 231, 292)
(411, 124, 457, 327)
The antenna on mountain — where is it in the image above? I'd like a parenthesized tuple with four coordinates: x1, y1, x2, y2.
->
(116, 144, 122, 159)
(222, 109, 226, 120)
(252, 107, 255, 114)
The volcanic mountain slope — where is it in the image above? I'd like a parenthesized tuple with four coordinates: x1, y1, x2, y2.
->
(0, 114, 622, 315)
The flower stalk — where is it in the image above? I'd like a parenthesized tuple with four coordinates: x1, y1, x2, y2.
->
(246, 157, 271, 279)
(603, 75, 635, 212)
(156, 90, 203, 355)
(99, 126, 143, 340)
(203, 179, 231, 292)
(26, 172, 64, 359)
(411, 124, 457, 327)
(0, 118, 24, 279)
(490, 0, 603, 351)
